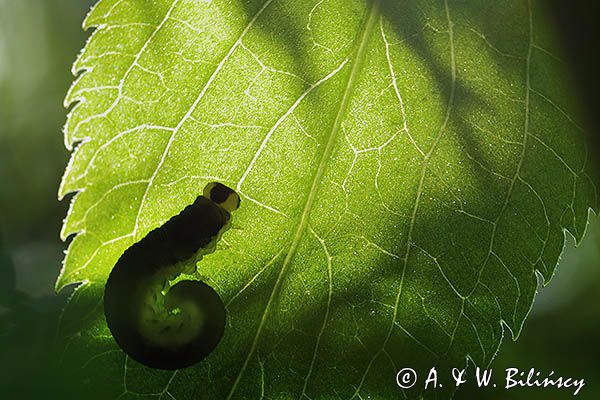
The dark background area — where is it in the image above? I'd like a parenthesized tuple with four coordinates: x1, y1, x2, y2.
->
(0, 1, 598, 399)
(0, 0, 96, 394)
(547, 1, 600, 164)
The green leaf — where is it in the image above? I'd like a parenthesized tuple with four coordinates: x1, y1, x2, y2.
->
(57, 0, 597, 398)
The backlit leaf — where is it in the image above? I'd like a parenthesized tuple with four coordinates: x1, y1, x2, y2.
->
(57, 0, 597, 398)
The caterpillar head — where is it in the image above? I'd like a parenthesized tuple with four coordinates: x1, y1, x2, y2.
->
(203, 182, 240, 213)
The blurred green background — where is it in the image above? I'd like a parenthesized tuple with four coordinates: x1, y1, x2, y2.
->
(0, 1, 598, 399)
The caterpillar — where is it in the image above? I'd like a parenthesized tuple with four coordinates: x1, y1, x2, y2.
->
(103, 182, 240, 370)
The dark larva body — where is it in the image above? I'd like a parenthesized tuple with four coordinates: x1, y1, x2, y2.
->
(104, 184, 239, 370)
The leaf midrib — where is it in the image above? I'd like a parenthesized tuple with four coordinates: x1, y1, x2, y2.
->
(225, 1, 382, 397)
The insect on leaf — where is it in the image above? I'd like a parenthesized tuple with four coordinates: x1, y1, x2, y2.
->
(57, 0, 598, 398)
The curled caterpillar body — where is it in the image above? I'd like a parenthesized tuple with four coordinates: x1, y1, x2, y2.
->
(104, 183, 240, 370)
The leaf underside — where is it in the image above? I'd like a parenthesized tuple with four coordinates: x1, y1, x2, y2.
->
(57, 0, 597, 399)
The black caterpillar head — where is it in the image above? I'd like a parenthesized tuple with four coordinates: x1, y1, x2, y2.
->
(203, 182, 241, 212)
